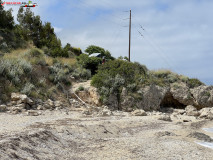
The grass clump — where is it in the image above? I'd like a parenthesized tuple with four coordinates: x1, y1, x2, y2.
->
(188, 78, 204, 88)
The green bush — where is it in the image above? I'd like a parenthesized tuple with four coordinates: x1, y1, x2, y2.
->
(21, 82, 35, 95)
(72, 65, 91, 80)
(77, 85, 85, 91)
(188, 78, 204, 88)
(77, 54, 101, 75)
(0, 58, 32, 85)
(91, 60, 147, 88)
(29, 48, 43, 57)
(48, 62, 72, 85)
(91, 60, 148, 108)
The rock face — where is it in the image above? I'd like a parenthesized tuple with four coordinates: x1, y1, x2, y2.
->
(137, 85, 168, 111)
(119, 84, 213, 112)
(71, 81, 101, 106)
(170, 83, 196, 106)
(191, 85, 213, 109)
(199, 107, 213, 119)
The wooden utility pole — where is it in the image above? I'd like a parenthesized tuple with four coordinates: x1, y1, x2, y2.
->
(128, 9, 131, 62)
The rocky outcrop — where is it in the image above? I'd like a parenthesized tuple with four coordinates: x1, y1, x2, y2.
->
(0, 93, 66, 115)
(190, 85, 213, 109)
(199, 107, 213, 119)
(71, 81, 101, 106)
(119, 83, 213, 112)
(137, 85, 169, 111)
(170, 83, 196, 106)
(185, 105, 200, 117)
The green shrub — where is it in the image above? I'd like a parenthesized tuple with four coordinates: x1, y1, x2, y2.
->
(77, 85, 85, 91)
(188, 78, 204, 88)
(91, 60, 147, 88)
(77, 54, 101, 75)
(72, 65, 91, 80)
(48, 62, 72, 85)
(21, 82, 35, 95)
(29, 48, 43, 57)
(0, 58, 32, 85)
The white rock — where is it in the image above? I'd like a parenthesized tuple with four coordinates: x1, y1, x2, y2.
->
(131, 109, 147, 116)
(15, 103, 25, 109)
(185, 105, 200, 116)
(158, 115, 172, 122)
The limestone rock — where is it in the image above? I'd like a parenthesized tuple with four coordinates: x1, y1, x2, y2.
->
(199, 108, 212, 118)
(173, 109, 186, 115)
(27, 110, 39, 116)
(10, 107, 21, 114)
(131, 109, 147, 116)
(82, 109, 92, 116)
(0, 105, 7, 112)
(137, 84, 168, 111)
(15, 103, 26, 109)
(26, 98, 34, 105)
(158, 115, 172, 122)
(54, 101, 62, 107)
(170, 82, 196, 106)
(185, 105, 200, 116)
(99, 108, 113, 117)
(37, 105, 44, 110)
(191, 85, 213, 109)
(71, 80, 101, 106)
(11, 93, 27, 102)
(120, 96, 135, 111)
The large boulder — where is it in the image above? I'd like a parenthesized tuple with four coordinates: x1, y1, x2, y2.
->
(137, 84, 168, 111)
(11, 93, 27, 102)
(191, 86, 213, 109)
(170, 82, 196, 106)
(199, 107, 213, 119)
(185, 105, 200, 116)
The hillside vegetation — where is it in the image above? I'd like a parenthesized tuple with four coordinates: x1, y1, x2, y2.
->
(0, 2, 204, 108)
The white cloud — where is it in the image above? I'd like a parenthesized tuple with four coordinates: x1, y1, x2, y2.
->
(54, 27, 63, 33)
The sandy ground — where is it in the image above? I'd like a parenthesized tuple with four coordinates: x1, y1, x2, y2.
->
(0, 109, 213, 160)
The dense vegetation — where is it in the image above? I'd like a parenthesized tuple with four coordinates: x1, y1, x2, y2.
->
(91, 60, 204, 106)
(0, 3, 205, 106)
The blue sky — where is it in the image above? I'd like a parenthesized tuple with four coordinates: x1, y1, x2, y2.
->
(5, 0, 213, 85)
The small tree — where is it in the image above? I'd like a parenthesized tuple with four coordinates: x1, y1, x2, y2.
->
(85, 45, 114, 60)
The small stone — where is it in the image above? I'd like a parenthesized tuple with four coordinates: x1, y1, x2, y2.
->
(37, 105, 44, 110)
(158, 115, 172, 122)
(15, 103, 26, 109)
(10, 107, 21, 114)
(101, 109, 113, 116)
(26, 98, 34, 105)
(54, 101, 62, 107)
(82, 109, 92, 116)
(0, 105, 7, 112)
(27, 110, 39, 116)
(131, 109, 147, 116)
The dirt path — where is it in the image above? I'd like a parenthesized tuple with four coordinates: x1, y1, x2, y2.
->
(0, 110, 213, 160)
